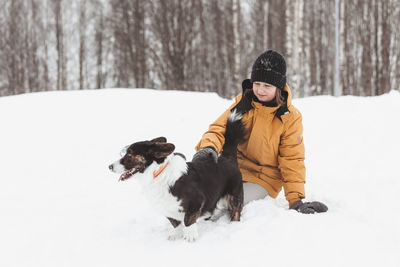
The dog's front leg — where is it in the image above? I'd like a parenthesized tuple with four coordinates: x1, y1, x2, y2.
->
(182, 223, 198, 242)
(182, 209, 201, 242)
(167, 217, 183, 241)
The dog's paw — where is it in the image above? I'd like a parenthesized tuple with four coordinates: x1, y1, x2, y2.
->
(168, 224, 184, 241)
(183, 232, 198, 242)
(183, 224, 198, 242)
(168, 231, 183, 241)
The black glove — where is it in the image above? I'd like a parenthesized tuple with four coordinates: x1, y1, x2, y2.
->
(290, 200, 328, 214)
(192, 147, 218, 163)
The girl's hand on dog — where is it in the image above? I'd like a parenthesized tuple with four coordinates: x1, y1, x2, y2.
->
(192, 147, 218, 163)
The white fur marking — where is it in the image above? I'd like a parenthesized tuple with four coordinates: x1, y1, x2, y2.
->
(110, 160, 126, 173)
(203, 198, 227, 221)
(168, 223, 184, 241)
(229, 109, 243, 122)
(133, 154, 188, 221)
(183, 223, 198, 242)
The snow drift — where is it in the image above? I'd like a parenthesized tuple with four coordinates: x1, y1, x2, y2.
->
(0, 89, 399, 267)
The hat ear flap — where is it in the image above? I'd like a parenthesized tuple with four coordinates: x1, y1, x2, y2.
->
(153, 143, 175, 158)
(242, 79, 252, 93)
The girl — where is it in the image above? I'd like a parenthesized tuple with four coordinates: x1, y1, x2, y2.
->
(193, 50, 327, 214)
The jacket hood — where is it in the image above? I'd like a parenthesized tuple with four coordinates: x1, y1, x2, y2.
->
(283, 83, 293, 107)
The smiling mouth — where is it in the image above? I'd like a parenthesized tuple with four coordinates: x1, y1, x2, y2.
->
(119, 168, 138, 181)
(258, 94, 269, 98)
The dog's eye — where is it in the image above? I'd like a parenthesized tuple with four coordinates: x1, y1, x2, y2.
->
(124, 153, 133, 158)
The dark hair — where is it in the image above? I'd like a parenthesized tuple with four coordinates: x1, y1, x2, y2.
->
(275, 89, 285, 106)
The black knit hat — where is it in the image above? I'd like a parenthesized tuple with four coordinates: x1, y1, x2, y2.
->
(251, 50, 287, 90)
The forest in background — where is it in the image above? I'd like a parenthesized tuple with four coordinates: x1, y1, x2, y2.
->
(0, 0, 399, 98)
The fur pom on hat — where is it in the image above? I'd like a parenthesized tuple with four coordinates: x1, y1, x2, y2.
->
(251, 50, 287, 90)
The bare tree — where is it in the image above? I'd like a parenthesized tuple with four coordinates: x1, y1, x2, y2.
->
(51, 0, 67, 91)
(267, 0, 286, 53)
(378, 0, 391, 95)
(95, 7, 104, 89)
(5, 0, 25, 94)
(360, 0, 373, 96)
(149, 0, 198, 91)
(210, 0, 224, 95)
(252, 0, 268, 54)
(79, 0, 87, 89)
(308, 1, 318, 96)
(1, 0, 399, 98)
(110, 0, 148, 88)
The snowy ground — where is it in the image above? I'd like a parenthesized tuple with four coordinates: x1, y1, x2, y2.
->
(0, 89, 399, 267)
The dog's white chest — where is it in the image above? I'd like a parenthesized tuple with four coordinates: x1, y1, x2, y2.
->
(145, 181, 184, 220)
(135, 156, 187, 221)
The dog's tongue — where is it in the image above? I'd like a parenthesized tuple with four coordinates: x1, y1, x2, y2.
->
(119, 168, 137, 181)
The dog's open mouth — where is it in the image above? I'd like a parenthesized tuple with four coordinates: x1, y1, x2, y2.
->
(119, 168, 138, 181)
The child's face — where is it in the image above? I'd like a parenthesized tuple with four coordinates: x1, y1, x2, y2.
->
(252, 82, 277, 102)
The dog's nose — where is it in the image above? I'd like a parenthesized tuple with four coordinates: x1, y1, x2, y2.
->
(108, 164, 114, 171)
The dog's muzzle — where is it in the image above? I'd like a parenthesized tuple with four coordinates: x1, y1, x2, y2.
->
(108, 160, 142, 181)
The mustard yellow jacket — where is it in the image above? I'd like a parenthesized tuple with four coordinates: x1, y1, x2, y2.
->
(195, 84, 305, 206)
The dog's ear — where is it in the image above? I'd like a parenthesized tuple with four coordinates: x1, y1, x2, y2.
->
(152, 143, 175, 158)
(150, 137, 167, 143)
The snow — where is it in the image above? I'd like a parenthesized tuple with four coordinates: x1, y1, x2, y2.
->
(0, 89, 399, 267)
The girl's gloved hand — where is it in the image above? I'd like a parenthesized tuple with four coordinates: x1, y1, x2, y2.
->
(290, 200, 328, 214)
(192, 147, 218, 163)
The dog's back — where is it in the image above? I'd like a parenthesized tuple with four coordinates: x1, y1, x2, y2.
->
(170, 109, 245, 223)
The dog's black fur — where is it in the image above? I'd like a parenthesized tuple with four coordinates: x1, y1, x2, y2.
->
(109, 109, 245, 239)
(170, 113, 246, 224)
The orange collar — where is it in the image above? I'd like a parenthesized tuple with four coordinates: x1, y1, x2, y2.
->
(153, 160, 169, 179)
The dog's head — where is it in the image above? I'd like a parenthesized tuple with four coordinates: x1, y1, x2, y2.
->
(109, 137, 175, 181)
